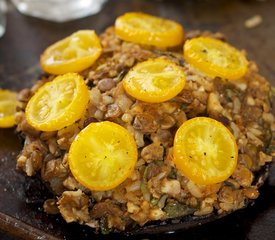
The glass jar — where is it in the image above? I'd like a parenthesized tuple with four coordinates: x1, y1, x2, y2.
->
(11, 0, 107, 22)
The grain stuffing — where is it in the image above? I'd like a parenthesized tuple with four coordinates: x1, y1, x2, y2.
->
(14, 12, 275, 234)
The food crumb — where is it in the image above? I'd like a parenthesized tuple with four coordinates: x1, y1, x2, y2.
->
(244, 15, 263, 29)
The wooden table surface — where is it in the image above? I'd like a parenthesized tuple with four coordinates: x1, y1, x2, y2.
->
(1, 0, 275, 239)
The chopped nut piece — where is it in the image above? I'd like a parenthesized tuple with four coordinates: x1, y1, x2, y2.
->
(43, 199, 59, 214)
(141, 143, 164, 162)
(58, 190, 90, 223)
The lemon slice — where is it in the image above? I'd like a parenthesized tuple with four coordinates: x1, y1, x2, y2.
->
(173, 117, 238, 185)
(0, 89, 17, 128)
(40, 30, 102, 75)
(122, 58, 186, 103)
(183, 37, 248, 80)
(68, 121, 138, 191)
(25, 73, 89, 131)
(115, 12, 184, 48)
